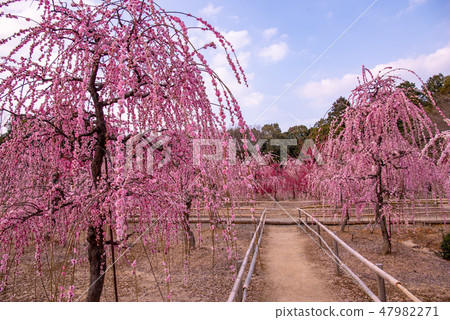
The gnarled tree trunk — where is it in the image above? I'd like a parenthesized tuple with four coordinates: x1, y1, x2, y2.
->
(340, 208, 350, 232)
(86, 56, 108, 301)
(375, 163, 391, 255)
(183, 195, 195, 251)
(86, 224, 106, 302)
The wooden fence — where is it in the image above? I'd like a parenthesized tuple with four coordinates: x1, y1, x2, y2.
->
(227, 209, 267, 302)
(298, 208, 421, 302)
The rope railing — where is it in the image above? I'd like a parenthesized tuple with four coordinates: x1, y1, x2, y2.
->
(227, 209, 267, 302)
(298, 208, 421, 302)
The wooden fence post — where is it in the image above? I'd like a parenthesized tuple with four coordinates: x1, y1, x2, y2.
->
(376, 263, 387, 302)
(237, 280, 243, 302)
(236, 259, 243, 301)
(333, 232, 340, 276)
(317, 224, 322, 247)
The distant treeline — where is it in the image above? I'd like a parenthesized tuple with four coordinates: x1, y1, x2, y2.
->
(228, 73, 450, 161)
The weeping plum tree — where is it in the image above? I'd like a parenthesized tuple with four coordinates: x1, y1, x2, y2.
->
(254, 156, 312, 200)
(311, 67, 447, 254)
(0, 0, 252, 301)
(422, 118, 450, 200)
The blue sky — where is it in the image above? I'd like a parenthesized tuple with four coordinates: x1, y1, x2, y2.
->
(1, 0, 449, 131)
(161, 0, 450, 130)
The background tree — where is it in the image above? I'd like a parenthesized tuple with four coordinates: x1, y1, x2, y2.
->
(309, 96, 350, 143)
(259, 123, 282, 156)
(425, 74, 450, 131)
(285, 125, 310, 158)
(310, 68, 446, 254)
(227, 126, 260, 159)
(398, 73, 450, 131)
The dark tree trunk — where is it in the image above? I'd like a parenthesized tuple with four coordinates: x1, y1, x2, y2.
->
(86, 56, 109, 301)
(375, 163, 391, 254)
(183, 196, 195, 250)
(377, 210, 391, 254)
(339, 192, 349, 232)
(340, 208, 349, 232)
(184, 213, 196, 250)
(86, 224, 106, 301)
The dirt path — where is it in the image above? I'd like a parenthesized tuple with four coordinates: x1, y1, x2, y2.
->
(258, 225, 337, 302)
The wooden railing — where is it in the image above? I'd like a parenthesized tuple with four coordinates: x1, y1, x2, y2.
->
(227, 209, 267, 302)
(297, 208, 421, 302)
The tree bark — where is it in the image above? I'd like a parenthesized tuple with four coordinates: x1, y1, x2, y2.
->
(184, 213, 196, 250)
(86, 55, 108, 301)
(340, 208, 349, 232)
(183, 196, 195, 250)
(86, 224, 106, 301)
(375, 163, 391, 254)
(378, 211, 391, 254)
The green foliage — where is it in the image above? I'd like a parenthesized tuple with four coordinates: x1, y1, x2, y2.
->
(260, 123, 285, 159)
(442, 76, 450, 94)
(286, 125, 309, 141)
(285, 125, 310, 158)
(426, 74, 446, 94)
(227, 126, 263, 160)
(398, 73, 450, 114)
(261, 123, 283, 139)
(308, 96, 349, 143)
(398, 80, 422, 106)
(228, 123, 312, 162)
(441, 232, 450, 260)
(324, 96, 350, 126)
(230, 73, 448, 160)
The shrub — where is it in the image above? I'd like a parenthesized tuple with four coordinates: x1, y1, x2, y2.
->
(441, 232, 450, 260)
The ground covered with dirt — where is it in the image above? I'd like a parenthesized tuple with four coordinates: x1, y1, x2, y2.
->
(1, 203, 448, 302)
(297, 224, 450, 302)
(0, 223, 258, 302)
(247, 225, 337, 302)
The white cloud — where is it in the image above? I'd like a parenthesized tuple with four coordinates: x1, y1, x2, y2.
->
(258, 42, 289, 62)
(199, 3, 223, 17)
(262, 28, 278, 40)
(0, 2, 46, 57)
(0, 2, 42, 38)
(206, 41, 264, 113)
(296, 44, 450, 110)
(212, 51, 251, 69)
(208, 58, 265, 111)
(408, 0, 428, 8)
(206, 63, 266, 116)
(236, 51, 251, 69)
(297, 73, 358, 109)
(224, 30, 251, 50)
(371, 44, 450, 81)
(189, 28, 251, 54)
(241, 91, 264, 108)
(398, 0, 429, 16)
